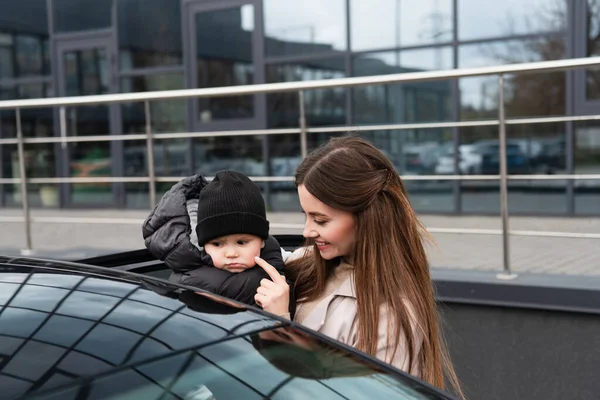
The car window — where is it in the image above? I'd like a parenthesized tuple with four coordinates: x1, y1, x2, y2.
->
(25, 327, 448, 400)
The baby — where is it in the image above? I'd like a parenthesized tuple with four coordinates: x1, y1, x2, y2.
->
(144, 170, 290, 307)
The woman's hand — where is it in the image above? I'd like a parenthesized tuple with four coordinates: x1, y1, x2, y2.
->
(254, 256, 290, 316)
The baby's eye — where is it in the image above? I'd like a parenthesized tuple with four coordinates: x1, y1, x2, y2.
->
(237, 240, 248, 245)
(209, 242, 223, 247)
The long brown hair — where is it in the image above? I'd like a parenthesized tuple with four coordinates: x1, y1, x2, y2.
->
(287, 136, 463, 398)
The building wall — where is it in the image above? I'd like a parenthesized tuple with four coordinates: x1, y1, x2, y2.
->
(0, 0, 599, 214)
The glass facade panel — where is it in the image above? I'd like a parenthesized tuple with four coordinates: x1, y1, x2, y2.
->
(60, 45, 113, 207)
(458, 0, 566, 40)
(459, 39, 566, 120)
(189, 134, 267, 209)
(121, 73, 187, 208)
(267, 58, 346, 129)
(586, 0, 600, 100)
(574, 121, 600, 214)
(1, 144, 17, 207)
(352, 48, 453, 124)
(264, 133, 301, 212)
(264, 0, 346, 57)
(121, 74, 185, 134)
(350, 0, 453, 51)
(0, 1, 49, 80)
(0, 86, 53, 140)
(0, 0, 596, 215)
(118, 0, 182, 69)
(462, 179, 568, 214)
(194, 5, 255, 121)
(53, 0, 113, 33)
(361, 130, 455, 212)
(265, 58, 345, 203)
(0, 83, 54, 207)
(459, 124, 567, 214)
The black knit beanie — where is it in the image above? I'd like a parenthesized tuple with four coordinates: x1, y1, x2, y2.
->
(196, 170, 269, 245)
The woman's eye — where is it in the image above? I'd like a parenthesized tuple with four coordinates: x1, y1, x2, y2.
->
(314, 220, 327, 226)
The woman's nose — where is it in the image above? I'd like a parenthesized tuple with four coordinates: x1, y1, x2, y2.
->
(303, 224, 317, 239)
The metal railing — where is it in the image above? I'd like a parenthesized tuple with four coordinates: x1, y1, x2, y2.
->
(2, 56, 600, 278)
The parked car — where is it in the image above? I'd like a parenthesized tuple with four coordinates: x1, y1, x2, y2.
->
(435, 144, 484, 175)
(403, 143, 445, 175)
(534, 137, 566, 174)
(0, 254, 455, 400)
(477, 143, 530, 175)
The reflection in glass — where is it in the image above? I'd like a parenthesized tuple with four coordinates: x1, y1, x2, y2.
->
(459, 125, 567, 214)
(192, 136, 265, 177)
(586, 0, 600, 100)
(64, 48, 109, 97)
(124, 139, 188, 178)
(575, 181, 600, 215)
(10, 285, 69, 312)
(121, 74, 187, 208)
(0, 0, 48, 77)
(362, 131, 455, 212)
(70, 330, 433, 400)
(264, 0, 346, 56)
(118, 0, 182, 69)
(34, 315, 94, 347)
(459, 39, 565, 119)
(121, 74, 185, 134)
(62, 46, 113, 206)
(53, 0, 113, 33)
(126, 182, 180, 209)
(462, 180, 567, 214)
(3, 341, 66, 381)
(265, 59, 345, 204)
(15, 35, 49, 76)
(574, 122, 600, 214)
(194, 6, 255, 121)
(352, 48, 453, 125)
(458, 0, 566, 40)
(0, 87, 54, 208)
(351, 0, 452, 51)
(267, 59, 346, 129)
(0, 41, 14, 79)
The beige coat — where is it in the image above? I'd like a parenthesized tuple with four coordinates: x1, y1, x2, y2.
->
(286, 248, 423, 375)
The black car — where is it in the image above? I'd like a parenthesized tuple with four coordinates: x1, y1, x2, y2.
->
(0, 253, 455, 400)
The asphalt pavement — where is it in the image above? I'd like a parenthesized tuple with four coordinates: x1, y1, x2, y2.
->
(1, 208, 598, 277)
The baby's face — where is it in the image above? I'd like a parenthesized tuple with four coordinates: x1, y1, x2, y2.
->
(203, 234, 264, 273)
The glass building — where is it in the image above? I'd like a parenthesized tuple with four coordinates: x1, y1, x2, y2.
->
(0, 0, 598, 215)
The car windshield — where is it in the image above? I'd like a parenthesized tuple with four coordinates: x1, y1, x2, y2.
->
(29, 326, 446, 400)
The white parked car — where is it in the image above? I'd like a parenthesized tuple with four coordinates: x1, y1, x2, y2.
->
(435, 144, 483, 175)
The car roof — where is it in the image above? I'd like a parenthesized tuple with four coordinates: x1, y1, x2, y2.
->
(0, 255, 455, 400)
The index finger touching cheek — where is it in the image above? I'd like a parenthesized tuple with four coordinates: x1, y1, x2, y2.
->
(254, 256, 285, 283)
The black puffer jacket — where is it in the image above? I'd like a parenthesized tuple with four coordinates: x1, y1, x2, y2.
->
(142, 174, 294, 311)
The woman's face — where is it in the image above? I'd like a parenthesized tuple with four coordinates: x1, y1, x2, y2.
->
(297, 184, 356, 260)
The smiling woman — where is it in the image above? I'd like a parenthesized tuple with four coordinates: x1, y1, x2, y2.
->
(298, 185, 356, 260)
(255, 135, 464, 399)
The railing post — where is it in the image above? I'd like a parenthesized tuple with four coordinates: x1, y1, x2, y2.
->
(298, 91, 308, 159)
(497, 75, 517, 280)
(59, 106, 68, 150)
(16, 108, 33, 255)
(145, 100, 156, 209)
